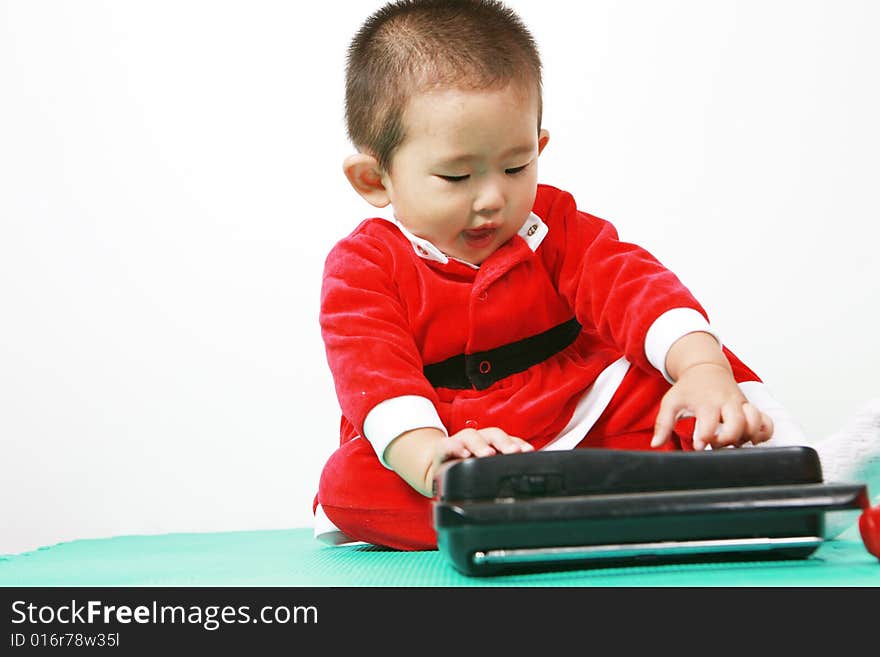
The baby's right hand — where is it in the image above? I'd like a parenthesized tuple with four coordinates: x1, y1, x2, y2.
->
(433, 427, 534, 470)
(387, 425, 535, 498)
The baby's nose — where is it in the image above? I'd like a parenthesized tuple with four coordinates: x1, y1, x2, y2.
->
(473, 183, 504, 214)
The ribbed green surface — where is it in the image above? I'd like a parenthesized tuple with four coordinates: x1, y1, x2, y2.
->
(1, 528, 878, 586)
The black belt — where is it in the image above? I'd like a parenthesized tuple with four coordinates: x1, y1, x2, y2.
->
(423, 318, 582, 391)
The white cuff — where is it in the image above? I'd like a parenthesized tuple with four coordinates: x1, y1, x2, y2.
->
(363, 395, 448, 469)
(645, 307, 722, 383)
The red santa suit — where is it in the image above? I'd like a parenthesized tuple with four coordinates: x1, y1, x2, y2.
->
(314, 184, 789, 550)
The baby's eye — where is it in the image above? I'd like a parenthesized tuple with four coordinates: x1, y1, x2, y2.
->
(505, 165, 528, 175)
(437, 174, 470, 183)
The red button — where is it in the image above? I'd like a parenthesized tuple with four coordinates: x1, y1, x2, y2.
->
(464, 419, 478, 429)
(479, 360, 491, 374)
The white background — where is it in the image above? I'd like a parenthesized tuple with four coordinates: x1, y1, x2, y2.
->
(2, 0, 878, 555)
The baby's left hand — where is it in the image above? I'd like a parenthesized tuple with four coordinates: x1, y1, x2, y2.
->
(651, 362, 774, 450)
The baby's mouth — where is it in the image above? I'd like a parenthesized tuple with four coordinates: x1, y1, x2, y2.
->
(461, 226, 498, 248)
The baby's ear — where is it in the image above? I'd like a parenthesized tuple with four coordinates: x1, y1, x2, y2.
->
(343, 153, 391, 208)
(538, 129, 550, 156)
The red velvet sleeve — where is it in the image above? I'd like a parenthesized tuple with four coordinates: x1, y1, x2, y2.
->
(542, 187, 710, 373)
(319, 228, 440, 437)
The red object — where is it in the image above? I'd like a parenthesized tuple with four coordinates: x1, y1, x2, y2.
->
(859, 504, 880, 560)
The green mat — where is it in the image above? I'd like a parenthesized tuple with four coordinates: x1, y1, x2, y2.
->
(2, 528, 878, 586)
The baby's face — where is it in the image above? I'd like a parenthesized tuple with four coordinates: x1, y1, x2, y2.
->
(381, 83, 548, 265)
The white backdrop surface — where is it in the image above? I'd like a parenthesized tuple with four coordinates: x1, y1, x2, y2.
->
(2, 0, 878, 554)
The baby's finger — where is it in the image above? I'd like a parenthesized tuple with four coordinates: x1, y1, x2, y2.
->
(501, 435, 535, 453)
(743, 404, 773, 445)
(441, 436, 472, 461)
(693, 408, 721, 451)
(513, 436, 535, 452)
(715, 401, 746, 447)
(760, 411, 774, 442)
(480, 427, 531, 454)
(457, 428, 496, 458)
(652, 394, 685, 448)
(739, 402, 763, 445)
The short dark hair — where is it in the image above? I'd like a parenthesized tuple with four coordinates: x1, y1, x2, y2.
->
(345, 0, 543, 171)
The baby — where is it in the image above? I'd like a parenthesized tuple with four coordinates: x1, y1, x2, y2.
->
(314, 0, 879, 550)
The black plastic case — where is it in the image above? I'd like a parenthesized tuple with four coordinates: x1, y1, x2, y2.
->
(433, 447, 868, 576)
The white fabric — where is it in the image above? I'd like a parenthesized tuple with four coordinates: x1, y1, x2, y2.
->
(542, 357, 631, 451)
(364, 395, 448, 469)
(392, 219, 454, 265)
(645, 308, 722, 383)
(516, 212, 548, 252)
(811, 398, 880, 492)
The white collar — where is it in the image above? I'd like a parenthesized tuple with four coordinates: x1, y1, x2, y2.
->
(391, 212, 548, 268)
